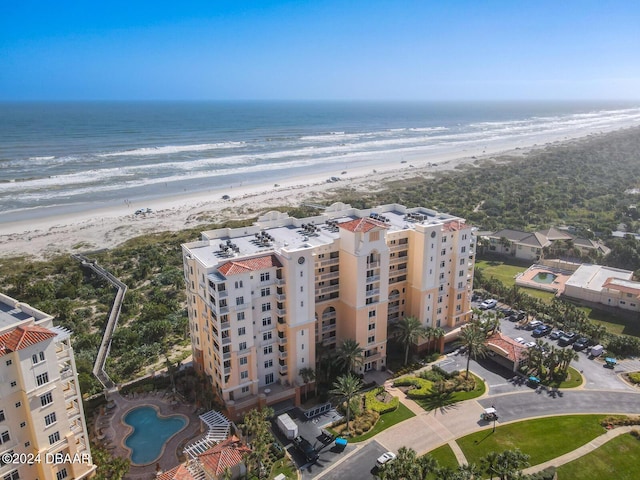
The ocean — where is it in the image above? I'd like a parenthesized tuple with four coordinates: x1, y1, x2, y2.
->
(1, 100, 640, 223)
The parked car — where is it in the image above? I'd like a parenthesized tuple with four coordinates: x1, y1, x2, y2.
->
(515, 311, 527, 321)
(573, 337, 593, 351)
(293, 436, 319, 462)
(525, 320, 542, 330)
(524, 341, 536, 348)
(515, 337, 525, 344)
(505, 314, 518, 322)
(558, 332, 578, 346)
(376, 451, 397, 467)
(532, 325, 553, 337)
(479, 299, 498, 310)
(549, 330, 564, 340)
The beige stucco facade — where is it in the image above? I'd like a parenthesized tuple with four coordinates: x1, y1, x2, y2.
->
(182, 203, 475, 418)
(0, 293, 95, 480)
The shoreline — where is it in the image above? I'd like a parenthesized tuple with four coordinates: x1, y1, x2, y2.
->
(0, 126, 636, 260)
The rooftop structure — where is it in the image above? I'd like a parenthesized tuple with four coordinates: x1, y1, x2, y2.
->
(563, 264, 640, 312)
(183, 203, 475, 419)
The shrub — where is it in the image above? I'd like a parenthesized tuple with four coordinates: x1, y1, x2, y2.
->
(392, 376, 434, 398)
(628, 372, 640, 384)
(364, 387, 399, 414)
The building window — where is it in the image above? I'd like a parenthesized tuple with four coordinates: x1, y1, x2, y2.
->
(460, 258, 465, 265)
(461, 246, 466, 253)
(44, 412, 57, 426)
(439, 285, 444, 292)
(264, 360, 273, 368)
(261, 287, 270, 297)
(260, 272, 270, 282)
(369, 231, 380, 241)
(262, 317, 272, 327)
(32, 352, 45, 364)
(235, 281, 243, 288)
(48, 431, 60, 445)
(238, 327, 246, 336)
(236, 296, 244, 306)
(440, 261, 445, 268)
(237, 312, 245, 321)
(0, 411, 4, 422)
(262, 303, 271, 312)
(56, 468, 68, 480)
(368, 323, 375, 331)
(263, 332, 272, 341)
(240, 371, 248, 379)
(3, 470, 19, 480)
(457, 293, 462, 300)
(458, 281, 464, 288)
(4, 360, 11, 366)
(368, 335, 375, 344)
(459, 270, 464, 277)
(441, 249, 446, 256)
(239, 342, 247, 351)
(265, 373, 274, 384)
(264, 346, 273, 355)
(14, 402, 20, 408)
(19, 422, 25, 428)
(241, 386, 250, 393)
(239, 357, 248, 365)
(437, 308, 442, 314)
(36, 372, 49, 386)
(10, 382, 16, 388)
(368, 310, 376, 317)
(0, 431, 9, 444)
(439, 273, 444, 280)
(438, 296, 443, 303)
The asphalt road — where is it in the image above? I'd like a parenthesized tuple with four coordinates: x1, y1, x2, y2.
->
(313, 440, 388, 480)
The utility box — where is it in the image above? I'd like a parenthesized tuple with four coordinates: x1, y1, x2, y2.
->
(276, 413, 298, 440)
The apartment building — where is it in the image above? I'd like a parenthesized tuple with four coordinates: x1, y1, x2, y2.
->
(0, 293, 95, 480)
(182, 203, 475, 418)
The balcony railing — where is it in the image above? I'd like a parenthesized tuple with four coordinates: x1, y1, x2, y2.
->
(321, 257, 340, 266)
(318, 271, 340, 281)
(366, 288, 380, 297)
(322, 311, 337, 320)
(276, 293, 286, 301)
(278, 336, 287, 346)
(365, 274, 380, 282)
(322, 323, 336, 332)
(279, 365, 288, 375)
(366, 261, 381, 268)
(275, 278, 285, 285)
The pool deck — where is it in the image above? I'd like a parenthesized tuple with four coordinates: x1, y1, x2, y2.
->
(95, 390, 204, 479)
(515, 264, 573, 294)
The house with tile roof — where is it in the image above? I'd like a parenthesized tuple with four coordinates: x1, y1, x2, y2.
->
(485, 331, 527, 372)
(157, 435, 250, 480)
(482, 227, 609, 262)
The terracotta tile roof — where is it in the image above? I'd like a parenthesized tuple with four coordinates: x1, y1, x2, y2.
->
(218, 254, 282, 276)
(156, 464, 194, 480)
(442, 220, 466, 232)
(199, 435, 251, 477)
(603, 278, 640, 296)
(486, 331, 526, 364)
(0, 325, 57, 356)
(338, 217, 389, 233)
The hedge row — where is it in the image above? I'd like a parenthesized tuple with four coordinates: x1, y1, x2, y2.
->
(364, 387, 399, 414)
(393, 376, 434, 398)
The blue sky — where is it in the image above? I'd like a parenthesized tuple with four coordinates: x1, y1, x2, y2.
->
(1, 0, 639, 101)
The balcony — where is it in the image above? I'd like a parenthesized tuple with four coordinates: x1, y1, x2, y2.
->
(220, 321, 230, 330)
(279, 364, 288, 375)
(275, 293, 286, 301)
(275, 278, 285, 285)
(63, 381, 77, 399)
(66, 401, 81, 418)
(322, 311, 337, 320)
(316, 284, 340, 295)
(224, 366, 231, 375)
(223, 351, 232, 360)
(387, 305, 400, 314)
(366, 288, 380, 297)
(364, 351, 383, 362)
(222, 336, 231, 346)
(365, 274, 380, 282)
(322, 337, 337, 347)
(278, 336, 287, 346)
(321, 257, 340, 266)
(218, 305, 230, 314)
(217, 289, 228, 298)
(277, 308, 286, 316)
(322, 322, 337, 332)
(278, 350, 287, 360)
(318, 271, 340, 281)
(366, 261, 380, 268)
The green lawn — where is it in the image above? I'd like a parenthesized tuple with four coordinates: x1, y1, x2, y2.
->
(476, 259, 528, 287)
(413, 373, 486, 411)
(270, 457, 296, 479)
(426, 443, 459, 470)
(546, 366, 583, 389)
(457, 415, 606, 467)
(556, 432, 640, 479)
(343, 402, 416, 443)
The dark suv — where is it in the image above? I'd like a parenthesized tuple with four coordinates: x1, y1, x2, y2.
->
(532, 325, 552, 337)
(573, 337, 592, 351)
(558, 332, 578, 347)
(293, 436, 318, 462)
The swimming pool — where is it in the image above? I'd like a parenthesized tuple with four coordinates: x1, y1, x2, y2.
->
(123, 406, 187, 465)
(531, 272, 557, 284)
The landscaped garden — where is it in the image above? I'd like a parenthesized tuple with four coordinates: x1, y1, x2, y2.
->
(329, 385, 415, 442)
(455, 415, 607, 467)
(392, 367, 486, 411)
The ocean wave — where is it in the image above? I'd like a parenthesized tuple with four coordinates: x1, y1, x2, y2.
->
(97, 142, 245, 157)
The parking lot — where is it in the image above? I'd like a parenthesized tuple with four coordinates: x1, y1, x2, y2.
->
(468, 299, 636, 392)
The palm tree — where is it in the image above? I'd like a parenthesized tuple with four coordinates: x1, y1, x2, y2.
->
(431, 326, 446, 354)
(559, 348, 579, 375)
(481, 449, 530, 480)
(299, 367, 315, 401)
(393, 316, 428, 365)
(330, 374, 363, 436)
(459, 322, 488, 379)
(336, 339, 364, 374)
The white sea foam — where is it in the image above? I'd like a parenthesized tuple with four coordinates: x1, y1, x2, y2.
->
(97, 142, 245, 157)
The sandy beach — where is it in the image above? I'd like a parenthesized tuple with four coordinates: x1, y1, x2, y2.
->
(0, 127, 629, 260)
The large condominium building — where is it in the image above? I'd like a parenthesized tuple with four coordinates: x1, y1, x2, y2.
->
(182, 203, 475, 418)
(0, 293, 95, 480)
